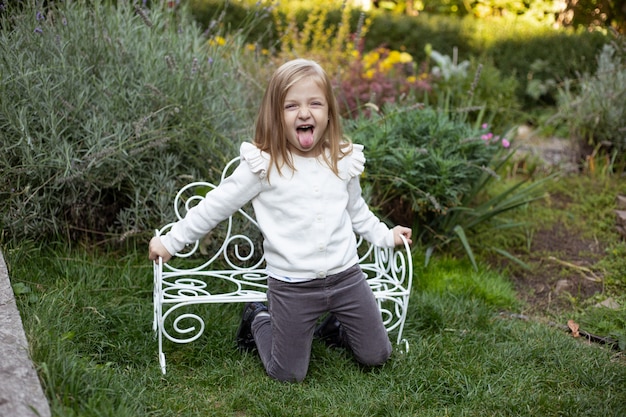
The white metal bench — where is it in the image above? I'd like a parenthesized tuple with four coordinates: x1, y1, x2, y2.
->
(152, 158, 414, 374)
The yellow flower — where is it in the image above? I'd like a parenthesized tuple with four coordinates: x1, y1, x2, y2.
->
(208, 36, 226, 47)
(364, 69, 376, 79)
(407, 75, 417, 83)
(380, 59, 394, 73)
(399, 52, 413, 63)
(362, 51, 380, 70)
(245, 43, 256, 52)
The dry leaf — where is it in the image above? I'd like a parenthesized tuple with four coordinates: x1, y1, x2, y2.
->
(567, 320, 580, 338)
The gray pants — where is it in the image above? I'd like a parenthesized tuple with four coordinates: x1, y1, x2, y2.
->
(251, 263, 392, 382)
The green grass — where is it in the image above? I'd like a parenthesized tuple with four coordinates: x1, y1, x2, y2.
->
(4, 240, 625, 416)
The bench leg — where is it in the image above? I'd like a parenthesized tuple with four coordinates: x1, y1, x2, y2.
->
(154, 257, 167, 374)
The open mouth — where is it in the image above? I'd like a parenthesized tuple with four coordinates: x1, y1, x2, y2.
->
(296, 125, 315, 148)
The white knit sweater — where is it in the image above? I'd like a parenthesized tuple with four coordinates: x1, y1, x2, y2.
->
(160, 142, 394, 280)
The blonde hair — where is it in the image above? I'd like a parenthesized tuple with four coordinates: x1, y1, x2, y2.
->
(253, 59, 350, 178)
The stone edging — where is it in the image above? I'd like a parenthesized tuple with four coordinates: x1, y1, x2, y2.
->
(0, 249, 51, 417)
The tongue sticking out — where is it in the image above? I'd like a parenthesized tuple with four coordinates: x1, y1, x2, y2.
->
(297, 128, 314, 148)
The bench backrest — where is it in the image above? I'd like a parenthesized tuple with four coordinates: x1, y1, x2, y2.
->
(154, 157, 413, 342)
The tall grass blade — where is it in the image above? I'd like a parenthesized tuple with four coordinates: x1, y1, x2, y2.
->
(452, 225, 477, 271)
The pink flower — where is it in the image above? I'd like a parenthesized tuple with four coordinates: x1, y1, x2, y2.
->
(502, 139, 510, 148)
(481, 123, 488, 129)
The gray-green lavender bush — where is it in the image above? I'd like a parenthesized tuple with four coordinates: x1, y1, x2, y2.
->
(554, 31, 626, 169)
(0, 1, 266, 242)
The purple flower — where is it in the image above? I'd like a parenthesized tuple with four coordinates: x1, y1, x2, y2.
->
(36, 11, 44, 21)
(208, 57, 214, 65)
(34, 27, 43, 34)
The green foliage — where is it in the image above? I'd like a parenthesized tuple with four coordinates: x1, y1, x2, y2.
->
(346, 104, 544, 268)
(488, 26, 608, 111)
(347, 105, 496, 230)
(0, 1, 262, 242)
(189, 1, 610, 119)
(271, 1, 364, 70)
(425, 49, 521, 131)
(188, 0, 277, 47)
(355, 9, 609, 116)
(366, 0, 626, 32)
(365, 12, 471, 63)
(553, 32, 626, 168)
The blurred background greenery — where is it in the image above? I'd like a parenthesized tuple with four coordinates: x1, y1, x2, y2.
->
(2, 0, 623, 247)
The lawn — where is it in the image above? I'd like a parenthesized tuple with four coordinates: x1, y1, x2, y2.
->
(5, 194, 626, 417)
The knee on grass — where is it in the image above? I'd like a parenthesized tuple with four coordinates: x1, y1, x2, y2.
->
(354, 343, 392, 367)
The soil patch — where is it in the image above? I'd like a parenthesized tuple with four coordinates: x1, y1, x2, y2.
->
(506, 220, 605, 316)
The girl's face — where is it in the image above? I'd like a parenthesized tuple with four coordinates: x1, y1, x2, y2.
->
(283, 76, 329, 157)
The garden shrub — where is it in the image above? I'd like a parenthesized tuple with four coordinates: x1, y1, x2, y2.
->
(0, 1, 262, 242)
(488, 27, 608, 111)
(347, 105, 503, 230)
(272, 1, 364, 71)
(364, 11, 472, 63)
(554, 32, 626, 169)
(334, 46, 433, 118)
(425, 51, 521, 132)
(346, 104, 545, 267)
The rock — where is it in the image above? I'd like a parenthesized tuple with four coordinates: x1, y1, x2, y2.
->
(594, 297, 620, 310)
(616, 208, 626, 239)
(554, 279, 572, 294)
(513, 125, 580, 173)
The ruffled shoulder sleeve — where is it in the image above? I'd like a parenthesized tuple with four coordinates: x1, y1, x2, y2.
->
(346, 143, 366, 178)
(240, 142, 269, 179)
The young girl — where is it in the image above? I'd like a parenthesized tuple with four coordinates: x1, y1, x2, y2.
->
(149, 58, 412, 382)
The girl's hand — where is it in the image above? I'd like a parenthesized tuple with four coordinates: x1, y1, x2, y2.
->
(149, 236, 173, 263)
(392, 225, 413, 246)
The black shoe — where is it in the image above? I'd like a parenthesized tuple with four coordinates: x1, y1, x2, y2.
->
(236, 302, 268, 352)
(314, 314, 350, 350)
